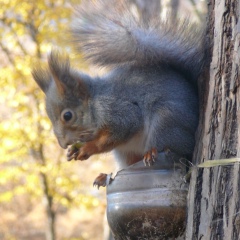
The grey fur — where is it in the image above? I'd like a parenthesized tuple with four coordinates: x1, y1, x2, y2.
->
(72, 0, 205, 83)
(32, 66, 51, 92)
(91, 66, 199, 167)
(32, 0, 205, 168)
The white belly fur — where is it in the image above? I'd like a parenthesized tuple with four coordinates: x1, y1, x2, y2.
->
(113, 131, 146, 169)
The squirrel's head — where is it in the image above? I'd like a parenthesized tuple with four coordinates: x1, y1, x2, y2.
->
(32, 50, 94, 149)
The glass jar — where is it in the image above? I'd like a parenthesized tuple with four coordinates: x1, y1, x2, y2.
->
(106, 155, 188, 240)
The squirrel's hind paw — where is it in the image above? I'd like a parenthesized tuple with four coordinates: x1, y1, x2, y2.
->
(93, 173, 108, 189)
(93, 173, 113, 189)
(143, 148, 157, 166)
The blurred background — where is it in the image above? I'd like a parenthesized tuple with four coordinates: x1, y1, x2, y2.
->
(0, 0, 206, 239)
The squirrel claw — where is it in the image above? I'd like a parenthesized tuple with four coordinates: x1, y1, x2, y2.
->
(67, 148, 79, 161)
(143, 148, 157, 166)
(67, 142, 84, 161)
(93, 173, 109, 189)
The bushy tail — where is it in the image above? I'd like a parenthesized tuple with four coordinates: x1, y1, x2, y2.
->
(71, 0, 206, 82)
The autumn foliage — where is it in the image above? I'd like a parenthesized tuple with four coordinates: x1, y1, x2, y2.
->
(0, 1, 111, 239)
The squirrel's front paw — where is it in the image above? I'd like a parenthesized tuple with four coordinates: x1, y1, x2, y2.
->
(75, 149, 91, 160)
(67, 141, 89, 161)
(67, 148, 91, 161)
(67, 143, 81, 161)
(67, 141, 99, 161)
(75, 142, 99, 160)
(143, 148, 157, 166)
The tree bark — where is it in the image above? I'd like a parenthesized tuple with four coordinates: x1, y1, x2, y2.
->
(40, 172, 56, 240)
(32, 137, 56, 240)
(187, 0, 240, 239)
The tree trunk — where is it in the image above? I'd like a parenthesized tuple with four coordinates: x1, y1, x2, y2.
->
(40, 172, 56, 240)
(33, 141, 56, 240)
(187, 0, 240, 239)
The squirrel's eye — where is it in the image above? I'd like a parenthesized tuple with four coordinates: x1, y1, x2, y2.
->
(61, 109, 75, 123)
(64, 111, 72, 121)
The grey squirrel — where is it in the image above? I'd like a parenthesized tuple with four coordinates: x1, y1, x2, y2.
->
(32, 0, 205, 187)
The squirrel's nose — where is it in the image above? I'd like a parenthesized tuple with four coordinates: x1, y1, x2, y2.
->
(57, 138, 69, 149)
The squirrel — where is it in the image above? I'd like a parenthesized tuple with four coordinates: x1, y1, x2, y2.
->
(32, 0, 205, 188)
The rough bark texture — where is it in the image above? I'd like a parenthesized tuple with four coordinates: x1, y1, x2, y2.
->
(186, 0, 240, 239)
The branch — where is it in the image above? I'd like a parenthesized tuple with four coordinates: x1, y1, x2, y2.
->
(0, 41, 15, 66)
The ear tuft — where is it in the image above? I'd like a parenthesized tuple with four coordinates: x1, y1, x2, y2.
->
(48, 49, 71, 95)
(48, 49, 70, 80)
(32, 66, 51, 93)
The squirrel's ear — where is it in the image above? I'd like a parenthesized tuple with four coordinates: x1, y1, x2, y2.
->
(48, 49, 70, 95)
(48, 49, 90, 99)
(32, 66, 51, 93)
(70, 71, 91, 100)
